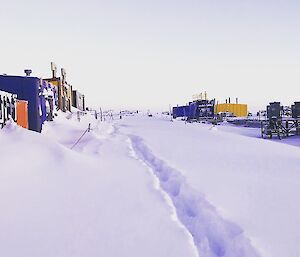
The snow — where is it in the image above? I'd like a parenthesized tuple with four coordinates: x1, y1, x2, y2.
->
(117, 115, 300, 257)
(215, 121, 300, 148)
(0, 114, 197, 257)
(128, 134, 260, 257)
(1, 112, 300, 257)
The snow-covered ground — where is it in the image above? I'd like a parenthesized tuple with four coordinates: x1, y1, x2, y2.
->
(216, 121, 300, 148)
(1, 112, 300, 257)
(0, 115, 197, 257)
(116, 114, 300, 257)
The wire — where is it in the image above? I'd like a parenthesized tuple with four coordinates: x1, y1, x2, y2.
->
(70, 123, 91, 150)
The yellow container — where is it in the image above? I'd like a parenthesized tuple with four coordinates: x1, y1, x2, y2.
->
(215, 103, 248, 117)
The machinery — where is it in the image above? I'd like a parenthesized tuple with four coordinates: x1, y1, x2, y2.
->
(0, 90, 17, 127)
(261, 102, 300, 139)
(172, 99, 215, 121)
(72, 90, 86, 111)
(188, 99, 215, 121)
(41, 80, 57, 122)
(44, 63, 72, 112)
(292, 102, 300, 119)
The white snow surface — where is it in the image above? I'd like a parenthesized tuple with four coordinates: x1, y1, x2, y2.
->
(0, 115, 197, 257)
(117, 114, 300, 257)
(1, 112, 300, 257)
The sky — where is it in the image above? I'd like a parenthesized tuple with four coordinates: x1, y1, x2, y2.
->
(0, 0, 299, 112)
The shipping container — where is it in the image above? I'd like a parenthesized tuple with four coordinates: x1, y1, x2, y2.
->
(215, 103, 248, 117)
(0, 75, 49, 132)
(16, 100, 28, 129)
(172, 105, 190, 118)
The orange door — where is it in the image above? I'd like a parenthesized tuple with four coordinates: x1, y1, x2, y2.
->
(16, 100, 28, 129)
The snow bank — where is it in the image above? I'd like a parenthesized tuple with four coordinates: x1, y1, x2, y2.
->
(0, 114, 198, 257)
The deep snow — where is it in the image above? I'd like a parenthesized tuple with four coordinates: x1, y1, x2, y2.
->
(117, 114, 300, 257)
(1, 112, 300, 257)
(0, 115, 197, 257)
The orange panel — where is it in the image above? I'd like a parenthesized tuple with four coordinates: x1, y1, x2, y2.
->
(16, 100, 28, 129)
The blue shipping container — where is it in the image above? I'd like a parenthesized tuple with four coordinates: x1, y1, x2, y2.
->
(173, 105, 190, 118)
(0, 75, 46, 132)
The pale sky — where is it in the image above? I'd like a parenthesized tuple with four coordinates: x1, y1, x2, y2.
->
(1, 0, 299, 112)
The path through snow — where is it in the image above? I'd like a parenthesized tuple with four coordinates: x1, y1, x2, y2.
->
(126, 133, 261, 257)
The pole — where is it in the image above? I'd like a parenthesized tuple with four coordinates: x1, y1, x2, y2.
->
(169, 104, 173, 121)
(100, 107, 103, 121)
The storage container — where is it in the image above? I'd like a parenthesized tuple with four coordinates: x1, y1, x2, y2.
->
(0, 75, 46, 132)
(215, 103, 248, 117)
